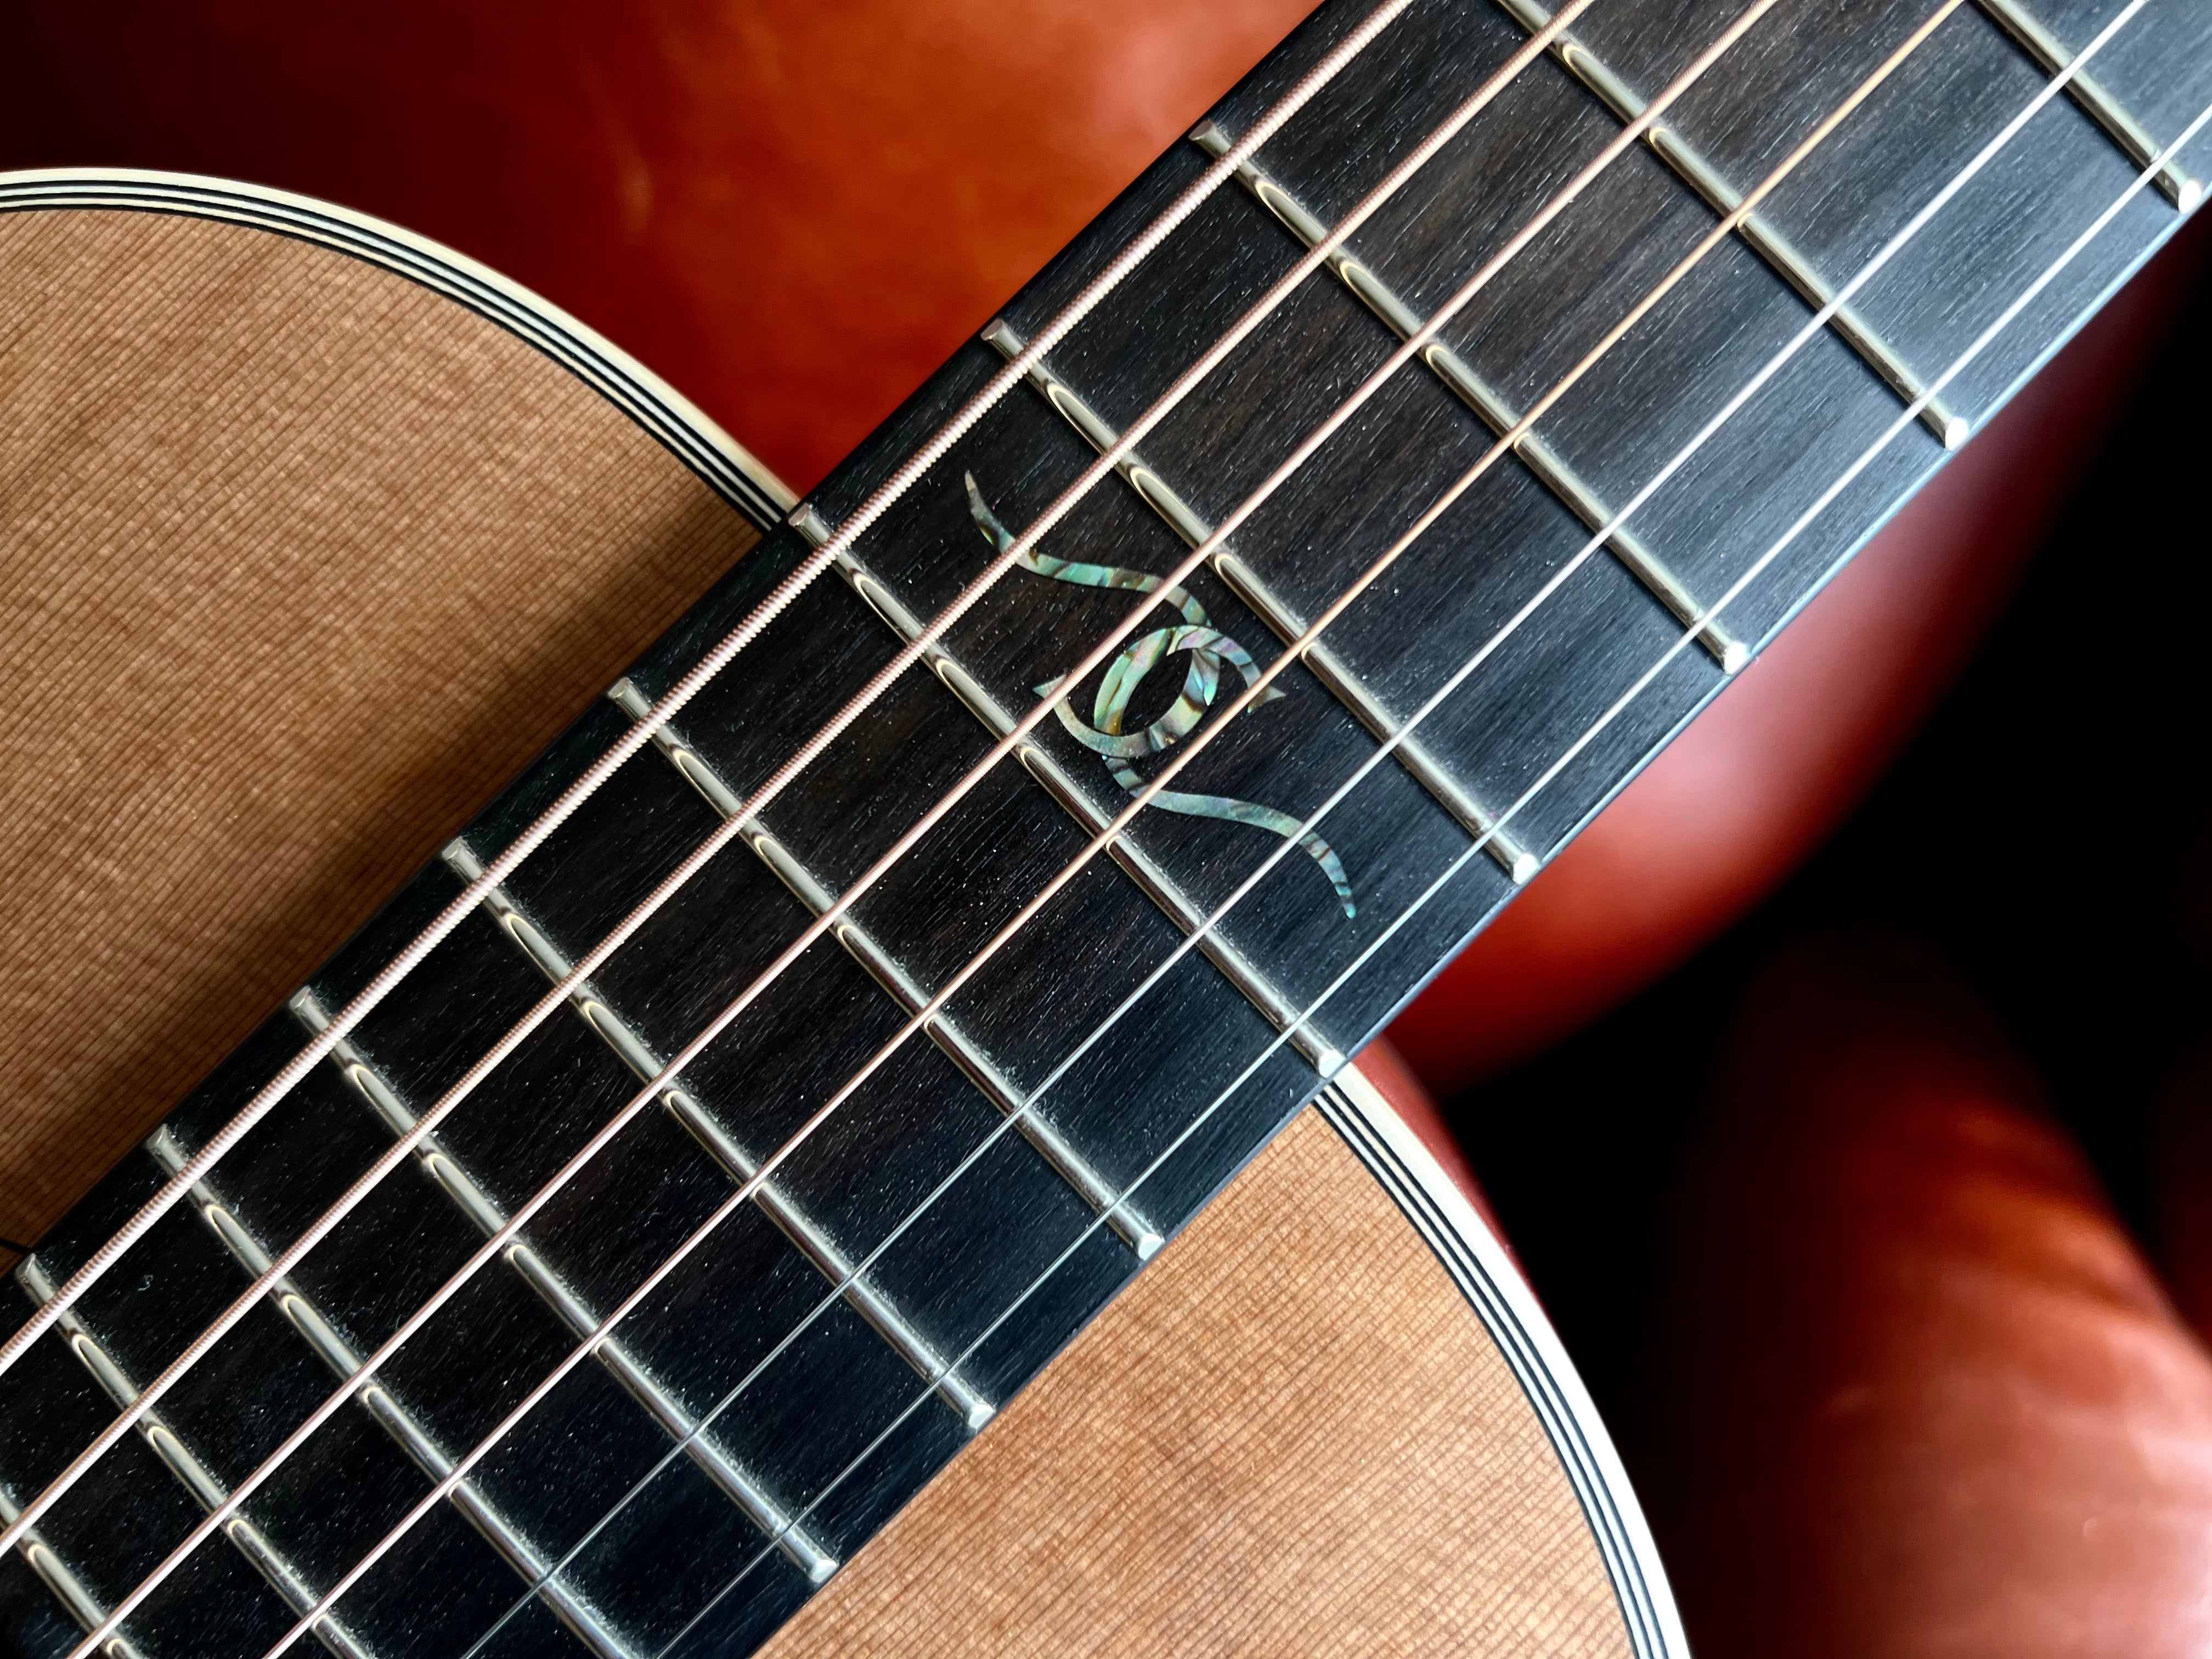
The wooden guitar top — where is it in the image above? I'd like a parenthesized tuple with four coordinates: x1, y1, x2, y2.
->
(0, 195, 1666, 1656)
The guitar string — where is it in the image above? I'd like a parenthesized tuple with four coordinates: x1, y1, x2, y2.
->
(43, 0, 2141, 1645)
(108, 9, 2194, 1654)
(157, 10, 2147, 1653)
(0, 0, 1427, 1384)
(384, 44, 2212, 1659)
(625, 96, 2212, 1659)
(464, 12, 2176, 1643)
(2, 0, 1618, 1579)
(13, 0, 1707, 1628)
(32, 0, 1840, 1633)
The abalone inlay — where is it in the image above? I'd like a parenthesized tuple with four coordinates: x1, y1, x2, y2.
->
(968, 475, 1355, 918)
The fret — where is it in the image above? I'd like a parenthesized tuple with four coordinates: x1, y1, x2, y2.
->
(287, 985, 843, 1585)
(1194, 94, 1955, 504)
(1975, 0, 2202, 210)
(785, 502, 1355, 1081)
(977, 319, 1545, 882)
(1760, 5, 2183, 430)
(17, 1, 2208, 1652)
(1187, 112, 1754, 662)
(8, 1255, 379, 1659)
(439, 837, 998, 1432)
(603, 678, 1166, 1260)
(1486, 0, 1973, 449)
(0, 1487, 144, 1659)
(131, 1130, 641, 1659)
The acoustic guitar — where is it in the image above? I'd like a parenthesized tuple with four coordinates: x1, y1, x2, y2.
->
(0, 1, 2203, 1654)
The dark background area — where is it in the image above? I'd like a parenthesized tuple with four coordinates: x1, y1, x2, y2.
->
(1456, 237, 2211, 1463)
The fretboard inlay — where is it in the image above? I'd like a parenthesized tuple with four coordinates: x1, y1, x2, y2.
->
(2, 0, 2202, 1654)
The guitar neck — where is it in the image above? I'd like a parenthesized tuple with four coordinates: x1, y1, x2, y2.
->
(4, 0, 2205, 1655)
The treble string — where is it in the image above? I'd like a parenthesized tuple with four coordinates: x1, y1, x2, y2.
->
(0, 0, 1438, 1392)
(965, 473, 1356, 916)
(0, 16, 1606, 1561)
(16, 0, 1616, 1605)
(59, 0, 2117, 1632)
(642, 91, 2212, 1659)
(192, 8, 2137, 1651)
(506, 23, 2203, 1649)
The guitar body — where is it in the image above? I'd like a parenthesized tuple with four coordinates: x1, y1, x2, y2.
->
(760, 1101, 1641, 1658)
(0, 196, 1667, 1656)
(5, 0, 2202, 1644)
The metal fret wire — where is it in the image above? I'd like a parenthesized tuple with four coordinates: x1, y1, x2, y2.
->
(468, 12, 2152, 1645)
(0, 3, 1553, 1593)
(64, 0, 2141, 1637)
(56, 6, 2176, 1654)
(36, 4, 1783, 1641)
(207, 10, 2147, 1654)
(640, 80, 2212, 1659)
(12, 0, 1607, 1607)
(0, 0, 1425, 1390)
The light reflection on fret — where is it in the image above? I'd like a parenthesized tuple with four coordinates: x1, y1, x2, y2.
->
(8, 1253, 381, 1659)
(286, 987, 842, 1585)
(1189, 121, 1752, 670)
(0, 1483, 148, 1659)
(1974, 0, 2202, 211)
(978, 318, 1544, 885)
(605, 677, 1166, 1260)
(134, 1129, 640, 1658)
(785, 504, 1354, 1083)
(438, 837, 997, 1432)
(1471, 2, 1973, 449)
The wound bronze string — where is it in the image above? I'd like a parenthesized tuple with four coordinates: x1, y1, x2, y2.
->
(30, 0, 1779, 1629)
(4, 0, 1604, 1580)
(0, 0, 1435, 1389)
(623, 84, 2212, 1659)
(136, 8, 2176, 1650)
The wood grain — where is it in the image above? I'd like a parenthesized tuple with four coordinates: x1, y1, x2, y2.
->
(763, 1105, 1631, 1658)
(0, 201, 1646, 1659)
(0, 208, 759, 1247)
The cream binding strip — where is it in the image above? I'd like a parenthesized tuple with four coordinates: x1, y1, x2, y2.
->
(0, 0, 1435, 1386)
(32, 2, 1777, 1633)
(516, 50, 2210, 1659)
(52, 0, 2194, 1645)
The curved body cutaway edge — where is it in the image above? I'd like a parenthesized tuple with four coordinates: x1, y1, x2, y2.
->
(0, 167, 796, 530)
(1324, 1059, 1689, 1659)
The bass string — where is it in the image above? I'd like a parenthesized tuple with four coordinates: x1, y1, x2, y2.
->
(613, 89, 2212, 1659)
(0, 0, 1609, 1590)
(0, 0, 1432, 1388)
(9, 0, 1620, 1596)
(25, 6, 1709, 1632)
(185, 12, 2163, 1656)
(0, 0, 1621, 1560)
(0, 0, 1564, 1575)
(700, 0, 1959, 1180)
(529, 9, 2175, 1638)
(56, 0, 2159, 1645)
(32, 0, 1801, 1634)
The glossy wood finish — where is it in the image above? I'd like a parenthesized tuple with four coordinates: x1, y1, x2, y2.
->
(761, 1105, 1629, 1658)
(2, 0, 2207, 1651)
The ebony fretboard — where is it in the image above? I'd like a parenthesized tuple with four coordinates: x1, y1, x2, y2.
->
(4, 0, 2205, 1655)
